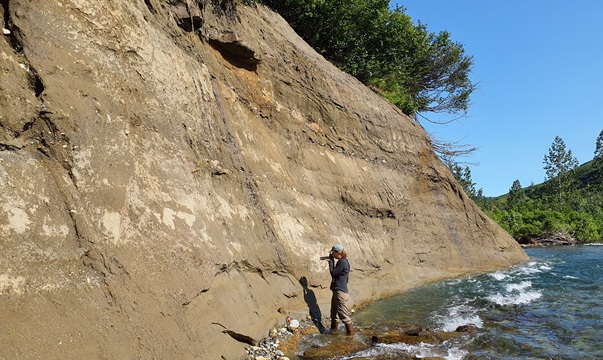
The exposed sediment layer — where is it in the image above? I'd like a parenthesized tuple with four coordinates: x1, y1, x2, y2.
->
(0, 1, 527, 359)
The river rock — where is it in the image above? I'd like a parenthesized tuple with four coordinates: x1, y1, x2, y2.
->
(371, 329, 441, 345)
(302, 339, 369, 359)
(455, 324, 478, 332)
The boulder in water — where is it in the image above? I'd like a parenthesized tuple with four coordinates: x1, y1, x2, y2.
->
(302, 340, 369, 359)
(371, 329, 441, 345)
(455, 324, 478, 332)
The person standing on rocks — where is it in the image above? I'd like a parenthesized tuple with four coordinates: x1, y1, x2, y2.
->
(322, 244, 354, 335)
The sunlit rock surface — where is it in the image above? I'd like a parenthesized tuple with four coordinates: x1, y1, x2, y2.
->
(0, 1, 527, 358)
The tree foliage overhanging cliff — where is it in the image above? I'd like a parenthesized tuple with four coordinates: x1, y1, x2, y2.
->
(259, 0, 476, 117)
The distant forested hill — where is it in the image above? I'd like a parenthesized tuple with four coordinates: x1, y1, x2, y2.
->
(479, 159, 603, 244)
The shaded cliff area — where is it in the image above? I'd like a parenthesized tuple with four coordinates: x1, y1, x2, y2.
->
(0, 1, 528, 358)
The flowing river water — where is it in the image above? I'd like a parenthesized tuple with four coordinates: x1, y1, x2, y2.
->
(297, 245, 603, 359)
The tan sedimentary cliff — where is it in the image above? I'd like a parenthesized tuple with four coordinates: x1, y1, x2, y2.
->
(0, 1, 527, 358)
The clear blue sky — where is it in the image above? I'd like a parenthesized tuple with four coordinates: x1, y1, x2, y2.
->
(392, 0, 603, 196)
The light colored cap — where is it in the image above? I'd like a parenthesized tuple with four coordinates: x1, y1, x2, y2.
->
(330, 244, 344, 253)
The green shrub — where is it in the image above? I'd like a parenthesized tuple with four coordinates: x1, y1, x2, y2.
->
(262, 0, 474, 116)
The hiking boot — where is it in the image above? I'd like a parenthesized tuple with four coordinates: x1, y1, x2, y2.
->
(330, 320, 339, 334)
(345, 322, 355, 336)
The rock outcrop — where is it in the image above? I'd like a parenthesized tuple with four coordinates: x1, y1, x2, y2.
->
(517, 232, 577, 247)
(0, 1, 528, 359)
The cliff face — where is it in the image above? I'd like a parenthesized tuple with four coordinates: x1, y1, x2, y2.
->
(0, 1, 527, 358)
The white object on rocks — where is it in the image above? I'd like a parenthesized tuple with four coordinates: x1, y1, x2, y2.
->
(2, 28, 10, 35)
(287, 319, 300, 330)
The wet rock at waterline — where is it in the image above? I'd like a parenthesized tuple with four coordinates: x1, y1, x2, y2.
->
(370, 327, 469, 346)
(301, 339, 370, 359)
(286, 320, 472, 359)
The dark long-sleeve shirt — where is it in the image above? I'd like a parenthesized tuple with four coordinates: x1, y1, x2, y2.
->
(329, 258, 350, 293)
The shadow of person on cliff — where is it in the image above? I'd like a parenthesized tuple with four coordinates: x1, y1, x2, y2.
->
(299, 276, 326, 334)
